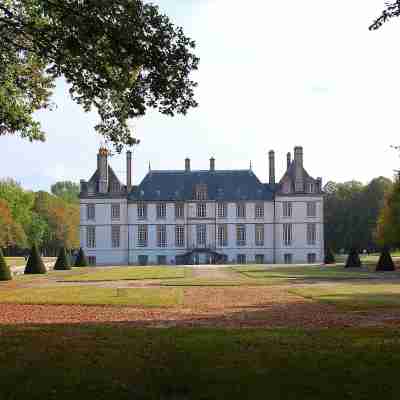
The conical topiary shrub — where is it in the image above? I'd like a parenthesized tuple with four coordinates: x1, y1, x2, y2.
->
(376, 247, 395, 272)
(0, 248, 12, 281)
(54, 247, 71, 271)
(74, 248, 88, 267)
(324, 248, 336, 265)
(345, 247, 362, 268)
(24, 245, 47, 274)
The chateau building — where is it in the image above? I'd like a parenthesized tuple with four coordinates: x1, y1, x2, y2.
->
(79, 147, 324, 265)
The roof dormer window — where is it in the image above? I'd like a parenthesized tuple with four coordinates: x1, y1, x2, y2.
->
(195, 184, 208, 201)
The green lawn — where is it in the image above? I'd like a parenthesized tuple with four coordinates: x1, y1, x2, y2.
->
(62, 266, 187, 282)
(1, 326, 400, 399)
(4, 257, 26, 267)
(0, 286, 182, 307)
(290, 283, 400, 310)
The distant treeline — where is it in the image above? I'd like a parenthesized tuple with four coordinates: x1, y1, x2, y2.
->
(0, 180, 79, 256)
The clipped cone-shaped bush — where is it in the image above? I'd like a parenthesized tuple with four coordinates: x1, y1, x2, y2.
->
(376, 247, 395, 272)
(0, 248, 12, 281)
(345, 247, 362, 268)
(24, 245, 47, 274)
(54, 247, 71, 271)
(324, 248, 336, 265)
(74, 248, 88, 267)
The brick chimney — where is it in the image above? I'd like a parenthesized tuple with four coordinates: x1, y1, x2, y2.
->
(97, 147, 109, 193)
(126, 150, 132, 192)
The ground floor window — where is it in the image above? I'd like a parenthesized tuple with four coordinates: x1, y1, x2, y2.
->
(284, 253, 293, 264)
(157, 255, 167, 265)
(255, 254, 264, 264)
(88, 256, 96, 266)
(138, 255, 148, 266)
(237, 254, 246, 264)
(307, 253, 317, 264)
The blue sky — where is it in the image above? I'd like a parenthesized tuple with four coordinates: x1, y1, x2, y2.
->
(1, 0, 400, 191)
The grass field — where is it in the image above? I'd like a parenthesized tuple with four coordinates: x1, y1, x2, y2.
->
(4, 257, 26, 267)
(0, 286, 182, 307)
(62, 266, 187, 282)
(1, 325, 400, 400)
(290, 283, 400, 310)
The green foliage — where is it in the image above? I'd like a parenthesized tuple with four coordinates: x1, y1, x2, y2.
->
(74, 248, 88, 267)
(24, 244, 46, 274)
(54, 247, 71, 271)
(324, 248, 336, 264)
(345, 248, 362, 268)
(376, 247, 396, 272)
(0, 0, 199, 151)
(0, 248, 12, 281)
(51, 181, 79, 203)
(370, 1, 400, 30)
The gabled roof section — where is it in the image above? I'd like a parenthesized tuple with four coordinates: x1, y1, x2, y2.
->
(129, 170, 275, 202)
(279, 161, 313, 185)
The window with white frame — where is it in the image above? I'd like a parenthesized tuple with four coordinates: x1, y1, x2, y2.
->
(86, 226, 96, 248)
(87, 204, 95, 221)
(307, 223, 316, 245)
(217, 224, 227, 247)
(197, 203, 207, 218)
(307, 183, 315, 193)
(236, 203, 246, 218)
(175, 203, 184, 219)
(283, 223, 292, 246)
(217, 202, 227, 218)
(255, 224, 264, 246)
(283, 202, 292, 217)
(137, 225, 148, 247)
(307, 253, 317, 263)
(137, 203, 147, 219)
(88, 256, 96, 265)
(255, 203, 264, 218)
(175, 225, 185, 247)
(196, 224, 207, 246)
(157, 225, 167, 247)
(111, 225, 120, 248)
(157, 203, 166, 219)
(255, 254, 264, 264)
(284, 253, 293, 264)
(307, 202, 317, 217)
(195, 184, 208, 201)
(236, 224, 246, 246)
(237, 254, 246, 264)
(111, 204, 120, 220)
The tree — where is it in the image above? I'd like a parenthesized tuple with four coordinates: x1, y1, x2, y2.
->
(345, 248, 362, 268)
(0, 247, 12, 281)
(0, 199, 27, 248)
(51, 181, 79, 203)
(370, 1, 400, 30)
(376, 247, 396, 272)
(54, 247, 71, 270)
(74, 247, 88, 267)
(0, 0, 199, 151)
(24, 244, 46, 274)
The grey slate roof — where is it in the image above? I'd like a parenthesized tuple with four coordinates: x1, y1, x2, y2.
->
(128, 170, 275, 202)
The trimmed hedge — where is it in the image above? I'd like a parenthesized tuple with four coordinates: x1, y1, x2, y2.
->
(74, 248, 88, 267)
(0, 248, 12, 281)
(345, 248, 361, 268)
(324, 248, 336, 265)
(24, 245, 47, 274)
(376, 247, 395, 272)
(54, 247, 71, 271)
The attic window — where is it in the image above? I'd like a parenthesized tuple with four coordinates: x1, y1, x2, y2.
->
(195, 184, 208, 201)
(110, 182, 120, 193)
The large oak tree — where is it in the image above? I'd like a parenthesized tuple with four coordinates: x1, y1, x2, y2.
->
(0, 0, 199, 151)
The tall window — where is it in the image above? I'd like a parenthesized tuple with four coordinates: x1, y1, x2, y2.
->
(283, 202, 292, 217)
(217, 203, 227, 218)
(111, 225, 120, 248)
(175, 225, 185, 247)
(195, 184, 208, 200)
(197, 203, 207, 218)
(111, 204, 120, 220)
(157, 203, 166, 219)
(87, 204, 95, 221)
(236, 203, 246, 218)
(255, 203, 264, 218)
(217, 224, 227, 247)
(307, 202, 317, 217)
(284, 253, 293, 264)
(175, 203, 184, 219)
(196, 224, 207, 246)
(307, 253, 316, 263)
(157, 225, 167, 247)
(307, 223, 316, 245)
(307, 183, 315, 193)
(236, 224, 246, 246)
(137, 225, 148, 247)
(283, 223, 292, 246)
(255, 254, 265, 264)
(137, 203, 147, 219)
(255, 224, 264, 246)
(86, 226, 96, 248)
(237, 254, 246, 264)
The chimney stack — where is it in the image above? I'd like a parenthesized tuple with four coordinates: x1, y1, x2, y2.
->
(294, 146, 304, 192)
(287, 152, 291, 170)
(294, 146, 303, 167)
(268, 150, 275, 184)
(210, 157, 215, 172)
(98, 147, 109, 193)
(185, 158, 191, 172)
(126, 151, 132, 192)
